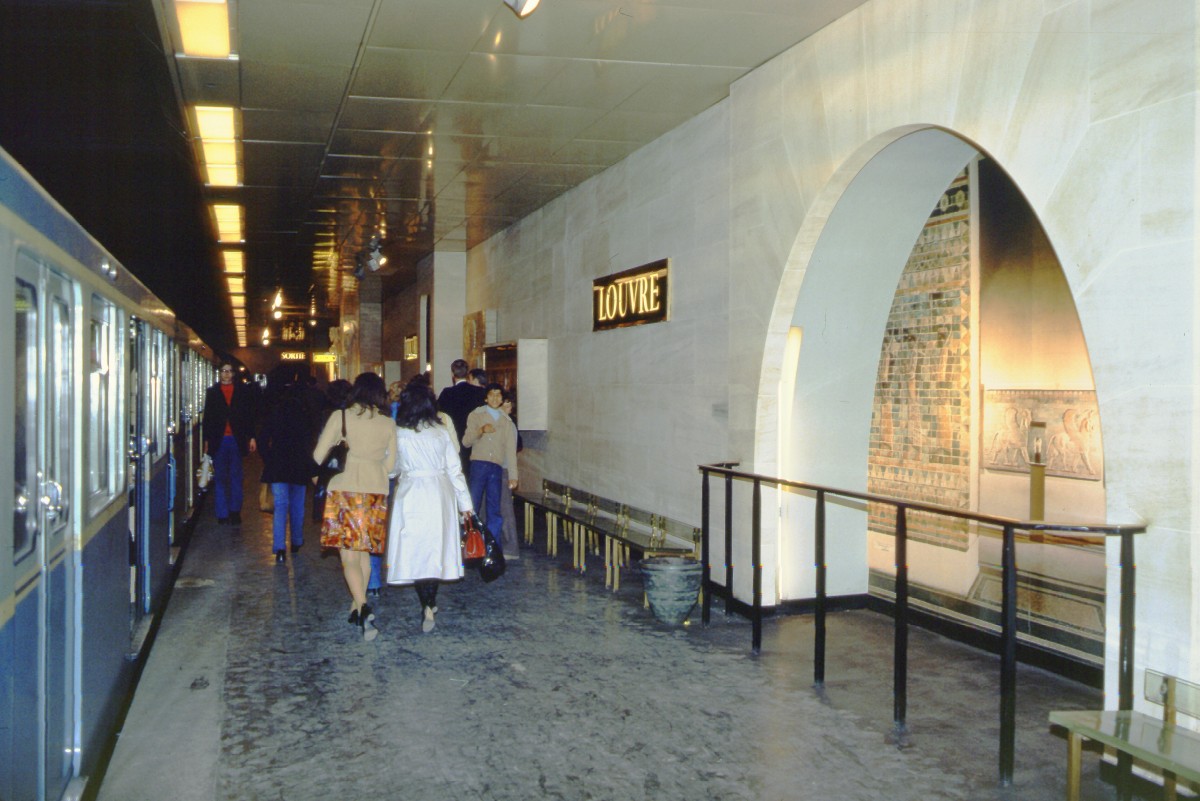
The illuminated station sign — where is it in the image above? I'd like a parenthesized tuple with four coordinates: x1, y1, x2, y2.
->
(592, 258, 669, 331)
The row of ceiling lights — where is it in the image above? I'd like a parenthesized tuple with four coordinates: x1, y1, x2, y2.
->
(172, 0, 541, 350)
(172, 0, 247, 346)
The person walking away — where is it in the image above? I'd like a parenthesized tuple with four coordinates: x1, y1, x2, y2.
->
(313, 373, 396, 641)
(259, 372, 317, 562)
(202, 363, 257, 525)
(386, 381, 474, 633)
(462, 383, 518, 554)
(312, 379, 352, 523)
(436, 359, 488, 472)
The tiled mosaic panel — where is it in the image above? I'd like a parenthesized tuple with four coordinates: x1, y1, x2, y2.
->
(868, 171, 972, 550)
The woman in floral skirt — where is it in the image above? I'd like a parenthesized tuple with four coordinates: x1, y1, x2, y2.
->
(313, 372, 397, 641)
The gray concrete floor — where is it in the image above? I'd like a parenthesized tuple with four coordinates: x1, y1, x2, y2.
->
(94, 483, 1126, 801)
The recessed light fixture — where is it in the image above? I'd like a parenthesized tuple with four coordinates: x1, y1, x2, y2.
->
(502, 0, 540, 18)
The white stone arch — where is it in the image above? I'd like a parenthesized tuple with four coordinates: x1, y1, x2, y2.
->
(731, 0, 1195, 695)
(750, 126, 981, 602)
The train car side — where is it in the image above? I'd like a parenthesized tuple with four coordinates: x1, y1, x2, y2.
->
(0, 147, 214, 801)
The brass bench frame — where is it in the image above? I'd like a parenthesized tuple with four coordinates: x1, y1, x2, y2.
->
(1050, 670, 1200, 800)
(516, 480, 699, 592)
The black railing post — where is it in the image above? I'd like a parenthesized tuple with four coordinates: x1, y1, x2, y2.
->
(893, 506, 909, 743)
(1117, 530, 1137, 798)
(999, 524, 1018, 786)
(701, 469, 711, 625)
(815, 489, 827, 688)
(751, 478, 763, 654)
(724, 474, 734, 616)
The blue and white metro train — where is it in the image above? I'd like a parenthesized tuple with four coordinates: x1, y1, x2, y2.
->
(0, 146, 216, 801)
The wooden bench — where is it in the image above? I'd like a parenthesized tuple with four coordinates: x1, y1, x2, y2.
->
(592, 502, 698, 593)
(517, 479, 576, 558)
(516, 480, 699, 591)
(1050, 669, 1200, 800)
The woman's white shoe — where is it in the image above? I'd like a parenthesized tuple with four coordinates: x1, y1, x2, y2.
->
(421, 606, 436, 633)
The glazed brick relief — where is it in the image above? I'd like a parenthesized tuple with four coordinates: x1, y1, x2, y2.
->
(868, 171, 972, 549)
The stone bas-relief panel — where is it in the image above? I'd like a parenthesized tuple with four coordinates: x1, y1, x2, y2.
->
(983, 389, 1102, 480)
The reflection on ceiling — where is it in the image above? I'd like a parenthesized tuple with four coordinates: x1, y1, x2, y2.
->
(154, 0, 871, 338)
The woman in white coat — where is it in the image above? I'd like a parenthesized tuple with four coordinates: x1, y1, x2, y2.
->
(386, 380, 474, 633)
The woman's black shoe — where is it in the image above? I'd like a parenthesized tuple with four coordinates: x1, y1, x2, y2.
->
(348, 608, 360, 625)
(274, 550, 285, 563)
(290, 543, 302, 554)
(360, 604, 378, 642)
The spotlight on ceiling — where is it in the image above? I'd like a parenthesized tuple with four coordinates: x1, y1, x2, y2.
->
(502, 0, 540, 18)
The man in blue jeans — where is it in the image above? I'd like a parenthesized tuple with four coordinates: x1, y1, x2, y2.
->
(462, 384, 518, 551)
(201, 364, 257, 525)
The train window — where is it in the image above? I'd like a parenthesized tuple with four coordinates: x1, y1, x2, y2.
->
(14, 277, 37, 561)
(88, 295, 123, 508)
(88, 300, 111, 500)
(49, 294, 71, 527)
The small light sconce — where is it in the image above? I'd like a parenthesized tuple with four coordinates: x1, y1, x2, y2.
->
(502, 0, 540, 18)
(1027, 421, 1046, 465)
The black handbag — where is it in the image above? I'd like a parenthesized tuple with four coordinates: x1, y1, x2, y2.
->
(315, 410, 349, 488)
(479, 523, 506, 583)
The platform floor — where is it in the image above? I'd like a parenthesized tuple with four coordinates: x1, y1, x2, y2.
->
(94, 484, 1127, 801)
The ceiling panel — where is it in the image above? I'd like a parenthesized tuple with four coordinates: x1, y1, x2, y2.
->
(241, 61, 351, 113)
(134, 0, 871, 346)
(440, 52, 571, 105)
(237, 0, 373, 66)
(369, 0, 498, 51)
(177, 56, 240, 106)
(242, 109, 336, 143)
(339, 97, 435, 134)
(242, 142, 325, 186)
(351, 48, 465, 99)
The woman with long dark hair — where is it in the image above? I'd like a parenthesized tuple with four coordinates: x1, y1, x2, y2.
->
(386, 380, 474, 633)
(312, 372, 397, 640)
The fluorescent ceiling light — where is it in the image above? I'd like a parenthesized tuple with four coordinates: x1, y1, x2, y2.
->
(221, 251, 244, 273)
(502, 0, 540, 18)
(212, 203, 243, 242)
(226, 276, 244, 294)
(205, 164, 240, 187)
(194, 106, 235, 140)
(176, 0, 231, 58)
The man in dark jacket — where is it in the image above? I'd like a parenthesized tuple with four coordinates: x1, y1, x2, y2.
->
(202, 363, 257, 524)
(437, 359, 488, 471)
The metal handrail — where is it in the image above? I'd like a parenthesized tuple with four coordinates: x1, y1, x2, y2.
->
(698, 461, 1146, 787)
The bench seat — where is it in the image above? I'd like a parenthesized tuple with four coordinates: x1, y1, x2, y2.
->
(516, 479, 698, 592)
(1051, 670, 1200, 800)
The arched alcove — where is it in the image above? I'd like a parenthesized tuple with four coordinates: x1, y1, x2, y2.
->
(765, 127, 1106, 663)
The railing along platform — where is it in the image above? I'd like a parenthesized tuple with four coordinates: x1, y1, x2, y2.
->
(697, 461, 1146, 788)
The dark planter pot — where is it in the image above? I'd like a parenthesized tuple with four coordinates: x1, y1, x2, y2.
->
(640, 556, 702, 625)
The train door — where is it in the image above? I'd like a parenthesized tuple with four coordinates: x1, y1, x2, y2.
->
(13, 254, 77, 800)
(127, 318, 152, 616)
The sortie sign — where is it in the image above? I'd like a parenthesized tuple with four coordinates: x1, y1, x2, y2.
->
(592, 259, 669, 331)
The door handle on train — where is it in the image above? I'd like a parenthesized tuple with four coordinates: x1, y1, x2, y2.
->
(40, 479, 64, 522)
(128, 434, 150, 461)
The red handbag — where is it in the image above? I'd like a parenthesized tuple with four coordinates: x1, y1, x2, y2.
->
(461, 513, 486, 562)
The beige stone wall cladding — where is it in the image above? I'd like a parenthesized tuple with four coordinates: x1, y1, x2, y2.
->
(469, 105, 733, 523)
(469, 0, 1197, 691)
(732, 0, 1196, 695)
